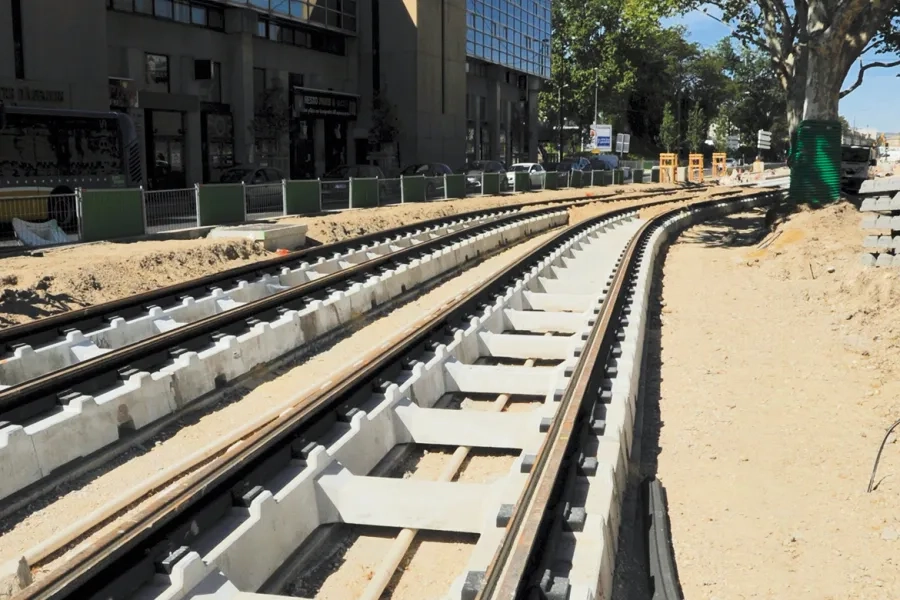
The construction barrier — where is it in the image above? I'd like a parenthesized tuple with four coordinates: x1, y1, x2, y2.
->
(688, 154, 704, 184)
(513, 172, 531, 192)
(711, 153, 726, 178)
(659, 154, 677, 184)
(401, 175, 427, 203)
(284, 180, 321, 214)
(350, 178, 379, 208)
(80, 189, 145, 242)
(197, 183, 245, 227)
(0, 166, 661, 249)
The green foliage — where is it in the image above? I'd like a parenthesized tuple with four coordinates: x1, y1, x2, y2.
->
(710, 111, 733, 152)
(686, 104, 705, 153)
(659, 103, 679, 153)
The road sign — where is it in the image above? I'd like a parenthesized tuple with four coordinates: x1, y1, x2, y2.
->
(727, 135, 740, 151)
(588, 123, 613, 152)
(615, 133, 631, 154)
(757, 129, 772, 150)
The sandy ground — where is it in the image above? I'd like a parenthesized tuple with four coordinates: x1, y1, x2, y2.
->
(651, 201, 900, 599)
(0, 193, 673, 586)
(0, 185, 673, 328)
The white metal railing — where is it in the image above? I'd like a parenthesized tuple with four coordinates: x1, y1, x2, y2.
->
(142, 187, 199, 233)
(244, 182, 285, 220)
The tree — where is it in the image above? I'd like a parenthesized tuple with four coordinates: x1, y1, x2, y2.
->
(686, 104, 705, 153)
(249, 76, 290, 150)
(710, 111, 733, 152)
(692, 1, 900, 131)
(659, 102, 679, 152)
(838, 115, 851, 135)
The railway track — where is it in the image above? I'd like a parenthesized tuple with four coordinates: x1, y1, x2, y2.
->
(0, 187, 780, 600)
(0, 188, 729, 508)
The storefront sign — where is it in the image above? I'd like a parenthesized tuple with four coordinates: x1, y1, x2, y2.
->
(0, 80, 68, 106)
(293, 88, 358, 118)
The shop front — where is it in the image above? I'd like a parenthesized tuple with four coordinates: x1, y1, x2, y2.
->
(290, 87, 358, 178)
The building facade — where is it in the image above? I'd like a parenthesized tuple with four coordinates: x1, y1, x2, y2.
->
(0, 0, 547, 187)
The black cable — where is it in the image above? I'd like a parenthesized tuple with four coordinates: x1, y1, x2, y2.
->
(867, 418, 900, 493)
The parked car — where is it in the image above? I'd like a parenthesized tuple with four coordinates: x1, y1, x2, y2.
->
(506, 163, 546, 189)
(400, 163, 453, 199)
(219, 165, 286, 215)
(457, 160, 507, 193)
(559, 156, 592, 172)
(725, 158, 738, 168)
(588, 154, 631, 180)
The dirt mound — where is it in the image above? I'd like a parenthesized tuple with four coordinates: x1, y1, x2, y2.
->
(0, 239, 270, 327)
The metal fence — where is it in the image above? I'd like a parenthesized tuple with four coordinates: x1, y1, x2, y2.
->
(143, 187, 199, 234)
(379, 178, 403, 205)
(425, 176, 445, 200)
(244, 182, 284, 220)
(0, 193, 81, 247)
(321, 179, 351, 211)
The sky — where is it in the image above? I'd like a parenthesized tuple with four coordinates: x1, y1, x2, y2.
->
(662, 6, 900, 133)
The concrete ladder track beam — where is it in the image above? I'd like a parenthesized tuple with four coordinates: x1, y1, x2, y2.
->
(112, 214, 645, 600)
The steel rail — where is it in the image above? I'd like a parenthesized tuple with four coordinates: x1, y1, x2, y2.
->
(0, 189, 677, 356)
(15, 194, 699, 600)
(474, 189, 779, 599)
(0, 189, 733, 424)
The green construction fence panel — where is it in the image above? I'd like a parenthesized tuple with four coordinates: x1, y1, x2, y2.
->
(80, 188, 145, 242)
(613, 169, 623, 185)
(198, 183, 245, 226)
(602, 171, 614, 186)
(284, 180, 321, 215)
(482, 172, 501, 195)
(570, 170, 582, 188)
(632, 169, 644, 183)
(789, 119, 841, 206)
(445, 174, 467, 198)
(589, 170, 601, 186)
(543, 171, 558, 190)
(514, 171, 531, 192)
(350, 178, 379, 208)
(401, 176, 427, 202)
(651, 168, 661, 183)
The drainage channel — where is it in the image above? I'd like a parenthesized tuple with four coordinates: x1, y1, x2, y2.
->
(19, 206, 648, 600)
(0, 205, 573, 505)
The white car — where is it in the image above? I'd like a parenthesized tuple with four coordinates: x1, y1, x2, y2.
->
(507, 163, 546, 188)
(725, 158, 738, 168)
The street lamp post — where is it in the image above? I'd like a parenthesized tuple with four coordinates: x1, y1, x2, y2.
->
(557, 82, 568, 161)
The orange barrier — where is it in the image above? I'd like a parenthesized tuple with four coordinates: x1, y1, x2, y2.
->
(688, 154, 704, 183)
(712, 152, 726, 178)
(659, 153, 677, 183)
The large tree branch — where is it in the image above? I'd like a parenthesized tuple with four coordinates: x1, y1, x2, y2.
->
(840, 58, 900, 98)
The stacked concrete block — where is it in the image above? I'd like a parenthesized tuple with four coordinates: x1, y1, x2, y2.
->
(859, 193, 900, 266)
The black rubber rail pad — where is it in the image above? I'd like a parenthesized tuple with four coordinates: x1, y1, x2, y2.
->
(643, 476, 684, 600)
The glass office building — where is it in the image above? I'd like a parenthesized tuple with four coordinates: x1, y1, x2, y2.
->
(465, 0, 551, 79)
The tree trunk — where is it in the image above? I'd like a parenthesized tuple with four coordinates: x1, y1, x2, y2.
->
(786, 47, 808, 135)
(803, 48, 842, 120)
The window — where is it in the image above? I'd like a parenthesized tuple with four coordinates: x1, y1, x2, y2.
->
(174, 0, 191, 22)
(154, 0, 173, 18)
(201, 61, 222, 103)
(145, 53, 170, 93)
(108, 0, 224, 30)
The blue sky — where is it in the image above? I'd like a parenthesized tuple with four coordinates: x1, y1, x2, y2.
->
(662, 7, 900, 133)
